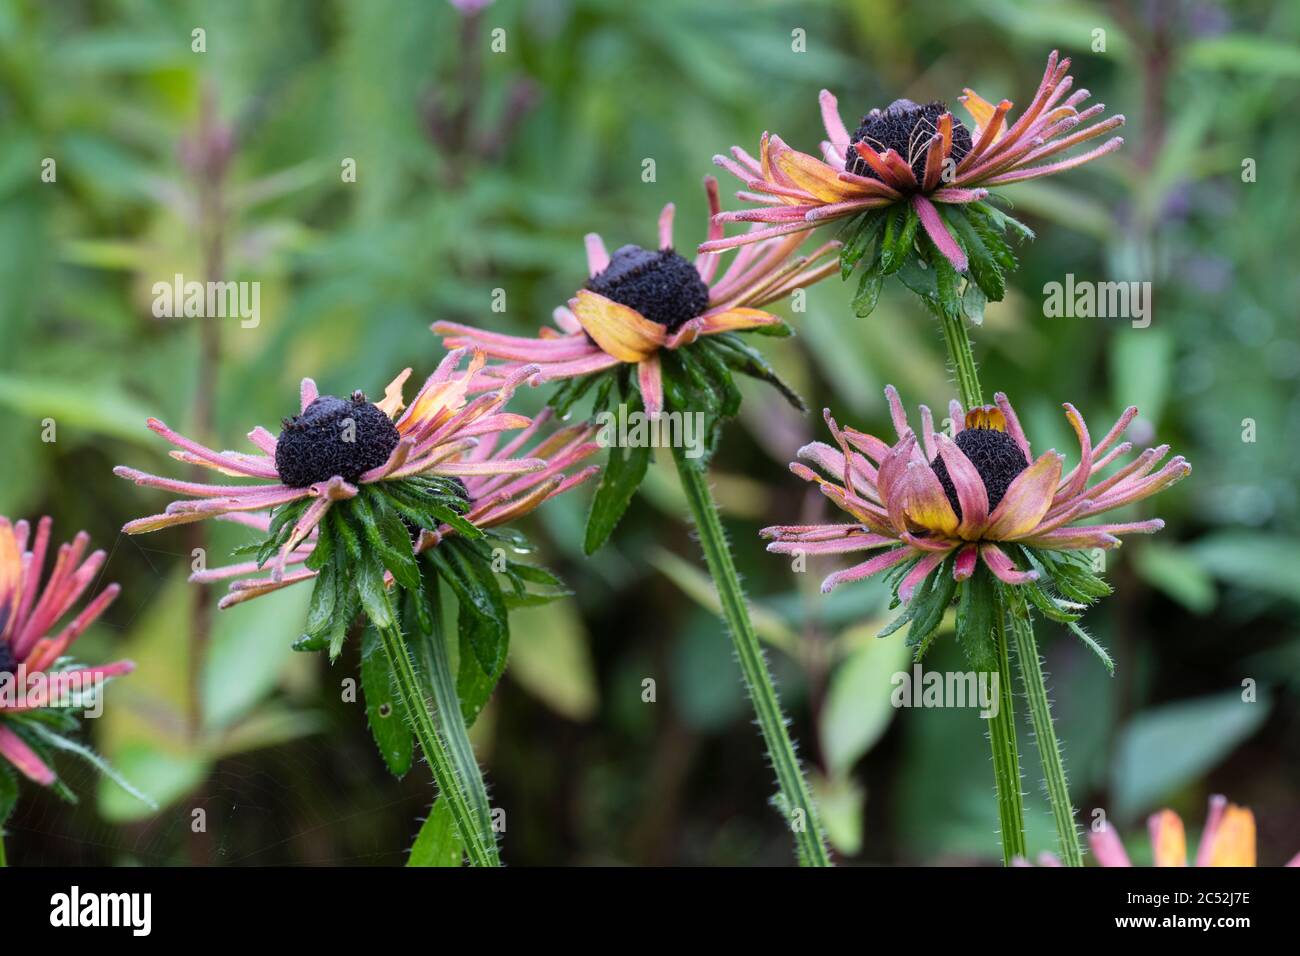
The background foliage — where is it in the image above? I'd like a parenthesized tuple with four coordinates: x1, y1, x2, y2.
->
(1, 0, 1297, 864)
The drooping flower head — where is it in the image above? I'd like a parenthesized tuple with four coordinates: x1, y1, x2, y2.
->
(703, 51, 1124, 292)
(191, 407, 600, 611)
(436, 178, 840, 553)
(762, 386, 1189, 655)
(116, 354, 596, 784)
(435, 176, 840, 422)
(115, 348, 576, 661)
(1028, 795, 1300, 867)
(115, 349, 544, 574)
(0, 517, 133, 789)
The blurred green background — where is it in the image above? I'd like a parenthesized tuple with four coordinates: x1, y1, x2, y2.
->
(1, 0, 1297, 865)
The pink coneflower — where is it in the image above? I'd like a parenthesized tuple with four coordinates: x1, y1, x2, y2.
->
(434, 177, 839, 418)
(192, 408, 601, 608)
(1029, 795, 1300, 867)
(114, 349, 545, 575)
(0, 517, 132, 786)
(761, 385, 1189, 597)
(703, 51, 1124, 272)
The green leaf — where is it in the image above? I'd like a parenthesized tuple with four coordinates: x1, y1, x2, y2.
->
(505, 561, 564, 589)
(507, 599, 599, 721)
(906, 560, 957, 656)
(1035, 549, 1112, 603)
(364, 489, 422, 592)
(897, 254, 938, 302)
(670, 347, 724, 420)
(1066, 621, 1116, 675)
(303, 513, 335, 571)
(1020, 575, 1083, 624)
(0, 373, 162, 445)
(548, 372, 602, 418)
(582, 435, 651, 555)
(1110, 329, 1172, 424)
(456, 615, 503, 726)
(973, 200, 1035, 243)
(691, 342, 743, 418)
(838, 209, 886, 279)
(360, 626, 414, 778)
(1132, 542, 1216, 614)
(880, 205, 918, 276)
(955, 565, 997, 670)
(302, 551, 340, 645)
(1189, 532, 1300, 603)
(331, 506, 363, 561)
(1110, 690, 1271, 818)
(946, 209, 1006, 302)
(355, 551, 395, 630)
(811, 771, 865, 857)
(427, 543, 510, 682)
(962, 281, 987, 326)
(710, 332, 806, 411)
(407, 798, 464, 867)
(821, 626, 911, 776)
(876, 206, 902, 273)
(931, 245, 963, 319)
(877, 558, 953, 656)
(26, 722, 156, 812)
(851, 264, 884, 317)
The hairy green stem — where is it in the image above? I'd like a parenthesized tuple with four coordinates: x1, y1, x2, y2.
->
(937, 304, 984, 409)
(989, 588, 1027, 863)
(1004, 587, 1083, 866)
(0, 831, 7, 867)
(418, 585, 498, 862)
(937, 300, 1027, 863)
(671, 446, 831, 866)
(375, 620, 500, 867)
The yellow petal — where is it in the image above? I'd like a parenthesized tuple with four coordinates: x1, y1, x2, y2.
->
(964, 405, 1006, 431)
(0, 519, 21, 640)
(400, 355, 481, 436)
(1208, 805, 1256, 867)
(698, 308, 781, 335)
(961, 89, 1008, 143)
(569, 290, 665, 363)
(961, 88, 999, 136)
(376, 368, 412, 419)
(901, 464, 960, 537)
(773, 144, 863, 202)
(984, 452, 1063, 539)
(1149, 810, 1187, 866)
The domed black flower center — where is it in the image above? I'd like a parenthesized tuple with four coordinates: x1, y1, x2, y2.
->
(275, 392, 400, 488)
(847, 99, 973, 186)
(930, 426, 1028, 521)
(0, 640, 17, 677)
(585, 244, 710, 332)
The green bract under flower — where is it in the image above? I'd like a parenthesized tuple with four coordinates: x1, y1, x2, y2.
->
(837, 199, 1032, 323)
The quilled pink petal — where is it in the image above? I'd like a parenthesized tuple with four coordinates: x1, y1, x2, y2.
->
(899, 550, 951, 602)
(912, 194, 967, 273)
(980, 543, 1039, 585)
(820, 546, 915, 594)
